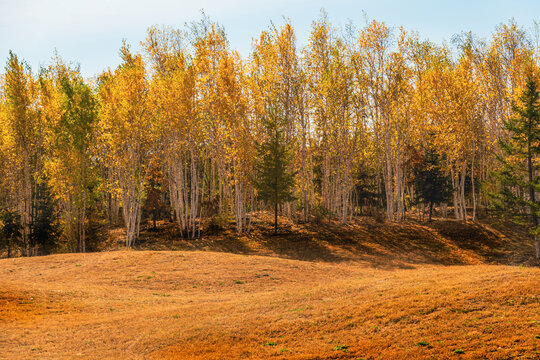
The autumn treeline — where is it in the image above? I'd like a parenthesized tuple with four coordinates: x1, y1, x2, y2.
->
(0, 14, 537, 255)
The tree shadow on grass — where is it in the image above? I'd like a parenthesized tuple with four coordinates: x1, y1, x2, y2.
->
(129, 215, 538, 268)
(134, 224, 254, 255)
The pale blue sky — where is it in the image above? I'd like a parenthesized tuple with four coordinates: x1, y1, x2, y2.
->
(1, 0, 539, 78)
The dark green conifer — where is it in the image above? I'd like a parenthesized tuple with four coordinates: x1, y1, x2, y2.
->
(413, 144, 452, 222)
(0, 209, 22, 258)
(254, 106, 296, 234)
(491, 73, 540, 258)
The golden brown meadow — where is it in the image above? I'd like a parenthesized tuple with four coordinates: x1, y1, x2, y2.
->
(1, 217, 539, 359)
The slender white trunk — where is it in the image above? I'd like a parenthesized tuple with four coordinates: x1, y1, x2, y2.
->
(471, 155, 476, 221)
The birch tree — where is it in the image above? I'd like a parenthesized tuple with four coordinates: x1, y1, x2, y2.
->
(1, 52, 41, 255)
(98, 43, 156, 246)
(40, 59, 98, 252)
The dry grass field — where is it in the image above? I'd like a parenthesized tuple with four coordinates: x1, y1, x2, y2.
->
(1, 218, 539, 359)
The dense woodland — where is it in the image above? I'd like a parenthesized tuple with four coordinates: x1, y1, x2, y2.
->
(1, 13, 540, 257)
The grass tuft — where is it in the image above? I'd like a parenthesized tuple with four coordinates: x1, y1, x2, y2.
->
(333, 344, 349, 352)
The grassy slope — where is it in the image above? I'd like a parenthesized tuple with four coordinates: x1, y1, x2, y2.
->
(0, 217, 539, 359)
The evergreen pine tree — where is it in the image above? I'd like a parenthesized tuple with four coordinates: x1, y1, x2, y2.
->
(491, 73, 540, 258)
(0, 208, 22, 258)
(413, 144, 452, 222)
(30, 181, 60, 255)
(254, 106, 296, 234)
(142, 164, 168, 231)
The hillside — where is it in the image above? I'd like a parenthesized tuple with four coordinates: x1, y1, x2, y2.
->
(1, 218, 539, 359)
(105, 216, 539, 267)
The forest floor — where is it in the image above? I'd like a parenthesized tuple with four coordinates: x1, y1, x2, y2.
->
(1, 216, 539, 359)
